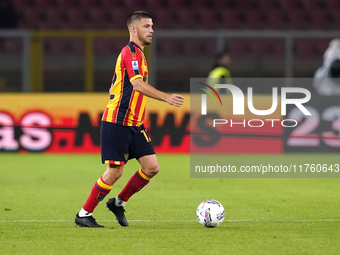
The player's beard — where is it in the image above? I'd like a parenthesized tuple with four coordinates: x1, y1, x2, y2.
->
(143, 39, 152, 45)
(137, 31, 152, 45)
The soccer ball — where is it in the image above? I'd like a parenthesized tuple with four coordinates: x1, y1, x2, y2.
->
(196, 199, 225, 227)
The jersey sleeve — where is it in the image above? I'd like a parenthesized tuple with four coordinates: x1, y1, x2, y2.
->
(121, 46, 144, 82)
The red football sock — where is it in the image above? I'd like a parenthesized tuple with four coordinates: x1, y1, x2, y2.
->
(83, 176, 113, 213)
(118, 169, 152, 202)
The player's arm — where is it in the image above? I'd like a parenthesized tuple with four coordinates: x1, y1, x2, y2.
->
(131, 78, 184, 107)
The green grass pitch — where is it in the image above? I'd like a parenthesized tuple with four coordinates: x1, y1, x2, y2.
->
(0, 153, 340, 255)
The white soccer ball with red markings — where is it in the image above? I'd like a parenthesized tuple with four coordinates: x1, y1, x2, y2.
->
(196, 199, 225, 227)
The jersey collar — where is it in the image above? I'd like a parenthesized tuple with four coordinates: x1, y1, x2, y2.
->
(129, 41, 143, 52)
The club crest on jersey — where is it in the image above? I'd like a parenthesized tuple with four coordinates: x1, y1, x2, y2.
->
(132, 61, 139, 70)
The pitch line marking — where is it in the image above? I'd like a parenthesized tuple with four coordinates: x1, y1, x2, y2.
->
(1, 219, 340, 223)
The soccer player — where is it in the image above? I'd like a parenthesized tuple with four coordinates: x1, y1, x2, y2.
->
(74, 11, 184, 228)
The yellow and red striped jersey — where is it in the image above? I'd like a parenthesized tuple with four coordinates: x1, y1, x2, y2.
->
(102, 41, 148, 126)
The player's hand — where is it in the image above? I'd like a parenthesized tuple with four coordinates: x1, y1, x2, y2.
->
(166, 94, 184, 107)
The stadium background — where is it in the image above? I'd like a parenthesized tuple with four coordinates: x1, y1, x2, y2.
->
(1, 0, 340, 93)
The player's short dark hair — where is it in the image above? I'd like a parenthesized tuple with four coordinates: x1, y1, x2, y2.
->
(127, 11, 152, 28)
(212, 51, 229, 68)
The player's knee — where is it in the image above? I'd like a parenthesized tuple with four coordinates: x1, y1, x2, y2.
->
(145, 163, 159, 177)
(114, 169, 123, 180)
(152, 164, 160, 176)
(103, 164, 124, 184)
(111, 166, 124, 179)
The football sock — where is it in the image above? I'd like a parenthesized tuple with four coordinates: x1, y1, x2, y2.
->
(82, 176, 113, 214)
(79, 208, 92, 217)
(115, 196, 126, 207)
(118, 169, 152, 203)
